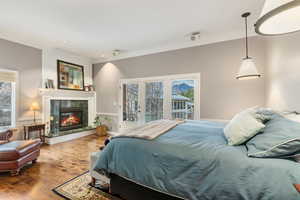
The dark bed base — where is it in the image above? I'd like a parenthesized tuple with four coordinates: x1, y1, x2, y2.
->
(110, 173, 183, 200)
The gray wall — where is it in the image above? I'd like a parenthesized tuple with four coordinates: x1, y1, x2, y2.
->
(265, 31, 300, 111)
(93, 36, 266, 120)
(0, 38, 42, 121)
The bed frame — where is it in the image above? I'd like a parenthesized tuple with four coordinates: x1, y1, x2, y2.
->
(110, 173, 184, 200)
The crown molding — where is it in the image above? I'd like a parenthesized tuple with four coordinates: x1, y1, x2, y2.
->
(0, 29, 257, 64)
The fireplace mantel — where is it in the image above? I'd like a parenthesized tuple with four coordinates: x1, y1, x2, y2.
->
(39, 88, 96, 98)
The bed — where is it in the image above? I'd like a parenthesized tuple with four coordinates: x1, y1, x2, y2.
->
(94, 120, 300, 200)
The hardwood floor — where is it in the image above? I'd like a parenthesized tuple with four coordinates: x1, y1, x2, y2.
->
(0, 134, 106, 200)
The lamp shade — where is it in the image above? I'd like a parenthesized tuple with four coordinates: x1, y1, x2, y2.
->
(255, 0, 300, 35)
(30, 102, 40, 111)
(236, 58, 261, 80)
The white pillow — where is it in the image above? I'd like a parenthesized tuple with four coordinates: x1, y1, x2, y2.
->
(224, 108, 265, 146)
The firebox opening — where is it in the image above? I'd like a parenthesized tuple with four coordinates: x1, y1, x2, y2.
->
(59, 109, 83, 131)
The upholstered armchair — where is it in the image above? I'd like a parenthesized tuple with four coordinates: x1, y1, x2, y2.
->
(0, 129, 41, 175)
(0, 130, 13, 142)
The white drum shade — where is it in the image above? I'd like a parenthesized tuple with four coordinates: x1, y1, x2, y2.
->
(256, 0, 300, 35)
(236, 58, 261, 80)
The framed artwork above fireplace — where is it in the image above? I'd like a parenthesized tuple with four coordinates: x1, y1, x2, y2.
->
(57, 60, 85, 91)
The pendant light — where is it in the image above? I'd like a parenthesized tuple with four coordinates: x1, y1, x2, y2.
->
(236, 12, 261, 80)
(255, 0, 300, 36)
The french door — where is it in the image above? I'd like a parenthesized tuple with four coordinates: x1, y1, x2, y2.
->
(119, 73, 200, 132)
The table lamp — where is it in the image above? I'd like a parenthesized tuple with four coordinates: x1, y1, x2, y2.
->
(30, 102, 40, 124)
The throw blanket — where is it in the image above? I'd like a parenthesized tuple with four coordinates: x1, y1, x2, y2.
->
(113, 119, 184, 140)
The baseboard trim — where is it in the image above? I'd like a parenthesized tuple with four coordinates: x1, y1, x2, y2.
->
(97, 113, 118, 117)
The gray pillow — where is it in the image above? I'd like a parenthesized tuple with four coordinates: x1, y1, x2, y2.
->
(255, 108, 280, 123)
(247, 115, 300, 158)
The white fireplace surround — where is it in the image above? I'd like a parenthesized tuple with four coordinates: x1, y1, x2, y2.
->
(40, 89, 97, 144)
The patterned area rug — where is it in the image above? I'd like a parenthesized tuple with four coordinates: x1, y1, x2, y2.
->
(53, 172, 122, 200)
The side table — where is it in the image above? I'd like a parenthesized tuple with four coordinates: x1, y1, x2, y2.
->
(23, 124, 46, 143)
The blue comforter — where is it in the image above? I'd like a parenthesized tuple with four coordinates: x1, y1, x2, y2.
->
(94, 120, 300, 200)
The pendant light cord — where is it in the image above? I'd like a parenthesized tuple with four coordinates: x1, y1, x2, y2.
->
(245, 15, 249, 59)
(242, 12, 251, 59)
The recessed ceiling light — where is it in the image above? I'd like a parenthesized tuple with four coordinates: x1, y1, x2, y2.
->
(190, 32, 201, 41)
(112, 49, 121, 56)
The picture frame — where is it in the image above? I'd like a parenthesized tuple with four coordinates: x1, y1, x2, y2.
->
(45, 79, 55, 89)
(57, 60, 85, 91)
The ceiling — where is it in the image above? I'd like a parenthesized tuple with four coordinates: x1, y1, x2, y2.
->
(0, 0, 265, 62)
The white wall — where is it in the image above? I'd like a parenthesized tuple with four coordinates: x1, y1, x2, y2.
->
(94, 36, 266, 122)
(265, 31, 300, 111)
(0, 38, 42, 123)
(42, 48, 93, 89)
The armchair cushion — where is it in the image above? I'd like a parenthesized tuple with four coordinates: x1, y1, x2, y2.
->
(0, 139, 41, 161)
(0, 141, 8, 145)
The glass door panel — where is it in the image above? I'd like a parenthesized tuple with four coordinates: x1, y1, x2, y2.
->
(122, 83, 139, 122)
(145, 82, 163, 122)
(120, 83, 142, 132)
(172, 80, 195, 120)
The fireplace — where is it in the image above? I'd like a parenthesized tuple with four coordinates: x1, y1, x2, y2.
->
(59, 108, 83, 131)
(50, 100, 89, 136)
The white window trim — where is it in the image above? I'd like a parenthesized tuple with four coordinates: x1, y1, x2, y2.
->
(0, 69, 18, 129)
(119, 73, 200, 131)
(10, 82, 16, 128)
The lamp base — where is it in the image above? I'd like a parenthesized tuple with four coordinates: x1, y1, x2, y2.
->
(33, 111, 36, 124)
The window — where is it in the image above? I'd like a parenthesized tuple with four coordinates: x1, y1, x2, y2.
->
(0, 70, 16, 129)
(122, 83, 139, 122)
(120, 73, 200, 130)
(172, 80, 195, 120)
(145, 81, 164, 122)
